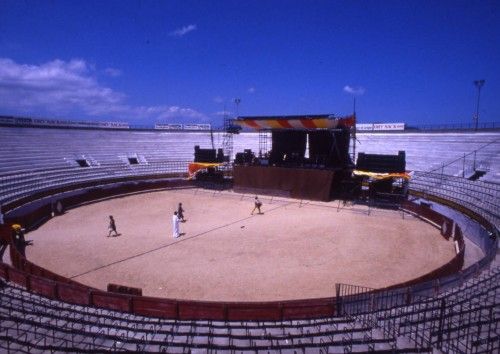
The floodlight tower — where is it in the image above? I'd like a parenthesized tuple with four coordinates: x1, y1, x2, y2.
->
(473, 80, 485, 131)
(221, 98, 241, 162)
(351, 97, 357, 164)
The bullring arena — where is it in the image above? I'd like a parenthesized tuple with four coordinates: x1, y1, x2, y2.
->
(26, 189, 455, 301)
(0, 122, 499, 353)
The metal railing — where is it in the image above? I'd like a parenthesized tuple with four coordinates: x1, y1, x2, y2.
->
(410, 137, 500, 180)
(0, 160, 192, 205)
(405, 121, 500, 131)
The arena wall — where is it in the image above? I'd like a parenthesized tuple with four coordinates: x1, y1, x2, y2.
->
(1, 177, 487, 321)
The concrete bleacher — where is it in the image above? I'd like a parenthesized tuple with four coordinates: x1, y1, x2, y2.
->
(0, 126, 259, 204)
(1, 126, 498, 177)
(0, 126, 208, 205)
(354, 132, 500, 182)
(230, 131, 500, 182)
(0, 124, 498, 353)
(410, 171, 500, 229)
(0, 126, 215, 168)
(0, 279, 393, 353)
(0, 125, 498, 221)
(358, 265, 500, 354)
(1, 264, 497, 353)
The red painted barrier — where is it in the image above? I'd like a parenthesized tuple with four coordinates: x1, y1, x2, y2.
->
(441, 218, 453, 239)
(57, 282, 91, 305)
(226, 302, 282, 321)
(0, 263, 9, 280)
(40, 267, 71, 283)
(8, 267, 28, 287)
(91, 291, 132, 312)
(402, 201, 452, 240)
(281, 298, 335, 320)
(0, 178, 489, 321)
(178, 300, 226, 320)
(132, 296, 178, 319)
(108, 283, 142, 296)
(29, 274, 57, 298)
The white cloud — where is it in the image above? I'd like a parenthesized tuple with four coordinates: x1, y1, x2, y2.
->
(213, 96, 224, 103)
(0, 57, 206, 122)
(104, 67, 122, 77)
(169, 24, 197, 37)
(214, 110, 232, 116)
(343, 85, 365, 95)
(153, 105, 206, 121)
(247, 87, 255, 94)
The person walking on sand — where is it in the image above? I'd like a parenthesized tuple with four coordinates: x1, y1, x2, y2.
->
(108, 215, 119, 237)
(251, 196, 263, 215)
(177, 203, 185, 222)
(172, 211, 180, 238)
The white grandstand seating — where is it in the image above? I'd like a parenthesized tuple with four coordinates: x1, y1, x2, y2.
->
(1, 264, 497, 352)
(1, 126, 499, 209)
(0, 127, 215, 168)
(410, 172, 500, 229)
(229, 132, 500, 181)
(357, 266, 500, 353)
(0, 127, 206, 204)
(233, 132, 500, 183)
(0, 280, 390, 352)
(354, 132, 500, 182)
(1, 127, 498, 175)
(0, 126, 498, 210)
(0, 124, 498, 353)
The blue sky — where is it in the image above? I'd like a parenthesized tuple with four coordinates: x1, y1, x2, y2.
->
(0, 0, 498, 127)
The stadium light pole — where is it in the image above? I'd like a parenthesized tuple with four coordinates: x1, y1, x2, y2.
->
(473, 80, 485, 131)
(234, 98, 241, 118)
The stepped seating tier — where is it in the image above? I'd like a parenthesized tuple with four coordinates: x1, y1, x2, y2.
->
(0, 125, 498, 353)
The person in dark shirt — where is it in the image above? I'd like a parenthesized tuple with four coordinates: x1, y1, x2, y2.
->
(108, 215, 119, 237)
(11, 224, 32, 257)
(177, 203, 186, 222)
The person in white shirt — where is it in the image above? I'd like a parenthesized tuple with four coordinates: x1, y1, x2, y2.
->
(251, 196, 263, 215)
(172, 211, 180, 238)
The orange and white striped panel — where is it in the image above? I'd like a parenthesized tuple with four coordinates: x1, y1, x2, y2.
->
(235, 115, 354, 130)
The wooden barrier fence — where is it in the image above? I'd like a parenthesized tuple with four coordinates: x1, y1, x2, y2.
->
(0, 183, 480, 321)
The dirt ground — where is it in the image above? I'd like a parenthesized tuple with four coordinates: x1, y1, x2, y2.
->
(26, 188, 456, 302)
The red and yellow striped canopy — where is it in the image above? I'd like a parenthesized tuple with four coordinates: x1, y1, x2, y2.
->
(235, 114, 355, 130)
(353, 170, 411, 180)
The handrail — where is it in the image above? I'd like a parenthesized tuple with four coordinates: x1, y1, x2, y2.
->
(411, 138, 500, 180)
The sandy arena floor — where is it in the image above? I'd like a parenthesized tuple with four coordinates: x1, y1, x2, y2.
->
(25, 188, 456, 302)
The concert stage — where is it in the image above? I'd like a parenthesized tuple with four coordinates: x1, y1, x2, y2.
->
(232, 114, 356, 201)
(233, 165, 336, 201)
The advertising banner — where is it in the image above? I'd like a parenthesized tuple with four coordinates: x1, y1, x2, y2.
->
(356, 124, 374, 131)
(183, 124, 211, 130)
(373, 123, 405, 131)
(356, 123, 405, 131)
(155, 124, 184, 130)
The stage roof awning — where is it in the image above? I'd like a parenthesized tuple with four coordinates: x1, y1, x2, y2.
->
(234, 114, 355, 130)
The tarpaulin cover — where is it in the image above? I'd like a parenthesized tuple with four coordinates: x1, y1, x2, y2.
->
(353, 170, 411, 180)
(188, 162, 223, 179)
